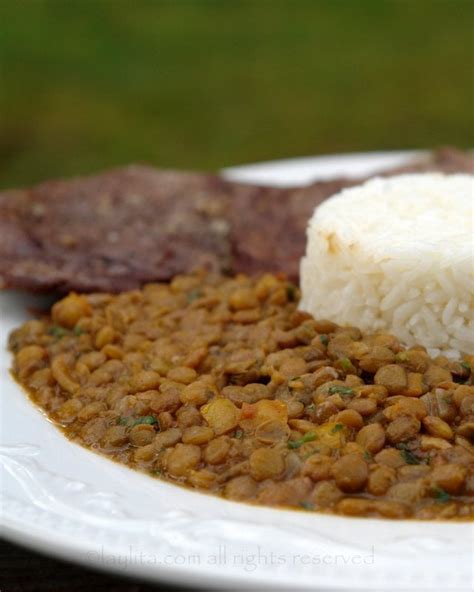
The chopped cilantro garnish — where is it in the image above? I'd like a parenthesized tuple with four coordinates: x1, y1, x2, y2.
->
(117, 415, 158, 427)
(48, 325, 83, 338)
(306, 403, 316, 412)
(328, 385, 354, 396)
(133, 415, 158, 426)
(400, 449, 423, 465)
(340, 357, 351, 371)
(461, 361, 471, 372)
(234, 429, 244, 439)
(48, 326, 68, 338)
(363, 450, 373, 461)
(331, 423, 344, 433)
(286, 283, 298, 302)
(288, 432, 318, 449)
(187, 288, 203, 303)
(150, 469, 163, 477)
(432, 486, 450, 503)
(299, 501, 314, 511)
(319, 335, 329, 347)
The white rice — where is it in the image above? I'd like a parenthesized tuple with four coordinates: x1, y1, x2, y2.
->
(300, 174, 474, 356)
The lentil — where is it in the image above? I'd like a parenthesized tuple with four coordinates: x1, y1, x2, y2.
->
(9, 273, 473, 520)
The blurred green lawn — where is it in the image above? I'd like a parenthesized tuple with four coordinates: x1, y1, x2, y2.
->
(0, 0, 472, 188)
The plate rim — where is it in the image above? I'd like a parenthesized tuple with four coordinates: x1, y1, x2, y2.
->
(221, 148, 424, 186)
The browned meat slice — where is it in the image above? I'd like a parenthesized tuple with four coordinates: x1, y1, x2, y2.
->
(0, 165, 233, 292)
(1, 147, 472, 292)
(382, 146, 474, 175)
(228, 179, 349, 280)
(229, 147, 474, 280)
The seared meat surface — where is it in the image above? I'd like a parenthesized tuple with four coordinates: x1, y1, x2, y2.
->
(0, 148, 472, 292)
(0, 166, 232, 292)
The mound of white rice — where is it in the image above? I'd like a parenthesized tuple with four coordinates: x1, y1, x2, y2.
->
(300, 174, 474, 356)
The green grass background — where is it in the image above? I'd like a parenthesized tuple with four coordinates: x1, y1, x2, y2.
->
(0, 0, 472, 188)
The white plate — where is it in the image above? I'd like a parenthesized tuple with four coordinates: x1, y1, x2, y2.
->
(1, 152, 472, 591)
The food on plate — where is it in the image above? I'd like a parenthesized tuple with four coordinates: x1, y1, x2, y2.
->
(228, 178, 349, 280)
(0, 167, 232, 292)
(301, 174, 473, 356)
(0, 148, 473, 293)
(5, 149, 474, 521)
(228, 148, 474, 279)
(377, 147, 474, 175)
(9, 273, 474, 519)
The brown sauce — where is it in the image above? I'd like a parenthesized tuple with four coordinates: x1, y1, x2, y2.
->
(9, 272, 474, 520)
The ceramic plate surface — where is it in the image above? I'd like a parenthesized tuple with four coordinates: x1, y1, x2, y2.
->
(1, 152, 473, 591)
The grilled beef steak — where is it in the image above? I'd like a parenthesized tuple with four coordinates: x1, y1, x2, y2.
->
(0, 147, 472, 292)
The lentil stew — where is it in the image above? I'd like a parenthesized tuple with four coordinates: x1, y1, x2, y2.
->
(9, 273, 474, 519)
